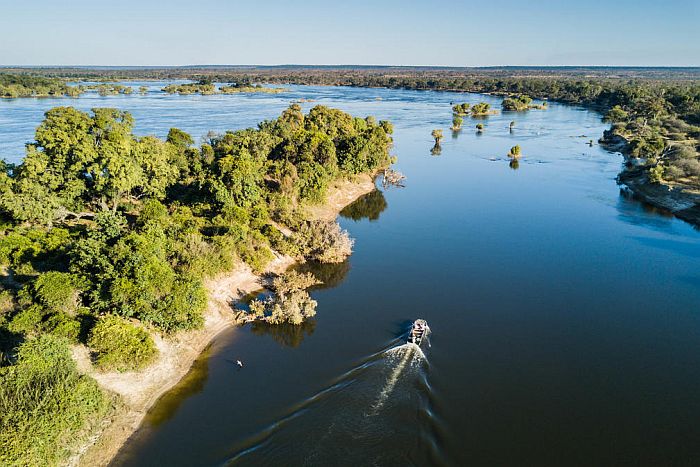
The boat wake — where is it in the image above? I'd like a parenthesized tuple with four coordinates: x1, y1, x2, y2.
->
(222, 336, 446, 466)
(370, 343, 426, 414)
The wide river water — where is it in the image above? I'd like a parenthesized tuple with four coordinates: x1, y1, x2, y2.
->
(2, 83, 700, 466)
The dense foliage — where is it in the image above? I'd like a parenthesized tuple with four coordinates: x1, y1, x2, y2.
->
(163, 80, 285, 95)
(0, 103, 392, 333)
(163, 80, 216, 95)
(470, 102, 493, 116)
(220, 83, 285, 94)
(88, 316, 157, 371)
(0, 74, 80, 98)
(249, 271, 320, 325)
(0, 103, 393, 462)
(502, 95, 533, 111)
(0, 335, 111, 466)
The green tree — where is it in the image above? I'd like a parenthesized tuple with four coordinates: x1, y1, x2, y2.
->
(88, 315, 157, 371)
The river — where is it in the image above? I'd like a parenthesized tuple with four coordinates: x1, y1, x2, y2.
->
(2, 83, 700, 466)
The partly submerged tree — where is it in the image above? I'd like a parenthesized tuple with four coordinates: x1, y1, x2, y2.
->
(452, 115, 463, 131)
(508, 145, 522, 158)
(471, 102, 491, 116)
(502, 95, 533, 111)
(248, 271, 320, 325)
(452, 103, 470, 115)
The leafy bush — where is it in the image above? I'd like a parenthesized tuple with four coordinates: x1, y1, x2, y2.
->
(249, 271, 320, 325)
(33, 271, 79, 314)
(502, 95, 532, 111)
(471, 102, 491, 115)
(293, 220, 354, 263)
(87, 315, 157, 371)
(669, 158, 700, 179)
(0, 335, 111, 466)
(648, 164, 665, 183)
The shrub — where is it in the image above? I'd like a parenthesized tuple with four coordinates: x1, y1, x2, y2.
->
(452, 103, 470, 115)
(502, 96, 532, 111)
(648, 164, 665, 183)
(0, 335, 111, 466)
(88, 316, 157, 372)
(250, 271, 320, 325)
(33, 271, 79, 315)
(293, 220, 354, 263)
(672, 158, 700, 178)
(8, 305, 44, 335)
(471, 102, 491, 115)
(156, 278, 207, 332)
(44, 312, 81, 342)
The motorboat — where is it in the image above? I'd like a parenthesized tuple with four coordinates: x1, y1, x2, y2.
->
(408, 319, 429, 346)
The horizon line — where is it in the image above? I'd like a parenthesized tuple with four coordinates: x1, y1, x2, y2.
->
(1, 64, 699, 70)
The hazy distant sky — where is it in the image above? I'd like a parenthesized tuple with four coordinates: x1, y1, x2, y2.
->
(2, 0, 698, 66)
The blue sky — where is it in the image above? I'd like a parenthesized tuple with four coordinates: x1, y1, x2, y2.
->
(1, 0, 698, 66)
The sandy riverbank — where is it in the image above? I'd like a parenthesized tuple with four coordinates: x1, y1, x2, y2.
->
(72, 174, 376, 467)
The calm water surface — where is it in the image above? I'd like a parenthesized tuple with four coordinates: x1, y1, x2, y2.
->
(3, 84, 700, 466)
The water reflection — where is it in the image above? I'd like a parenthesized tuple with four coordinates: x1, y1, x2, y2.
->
(509, 159, 520, 170)
(295, 259, 351, 290)
(616, 188, 676, 233)
(430, 143, 442, 156)
(249, 320, 317, 348)
(339, 189, 388, 222)
(245, 261, 352, 348)
(142, 345, 212, 427)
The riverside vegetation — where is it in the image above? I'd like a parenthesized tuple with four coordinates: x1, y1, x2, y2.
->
(0, 103, 393, 465)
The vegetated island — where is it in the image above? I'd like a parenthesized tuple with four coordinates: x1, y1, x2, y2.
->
(452, 102, 499, 117)
(0, 104, 394, 466)
(0, 74, 82, 98)
(501, 94, 547, 111)
(163, 79, 286, 95)
(220, 83, 286, 94)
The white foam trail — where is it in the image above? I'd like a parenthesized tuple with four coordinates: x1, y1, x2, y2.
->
(369, 343, 425, 414)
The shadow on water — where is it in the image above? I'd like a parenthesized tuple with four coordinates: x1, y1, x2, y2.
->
(615, 188, 676, 232)
(248, 320, 317, 349)
(294, 259, 352, 291)
(339, 189, 388, 223)
(142, 345, 212, 427)
(222, 337, 448, 467)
